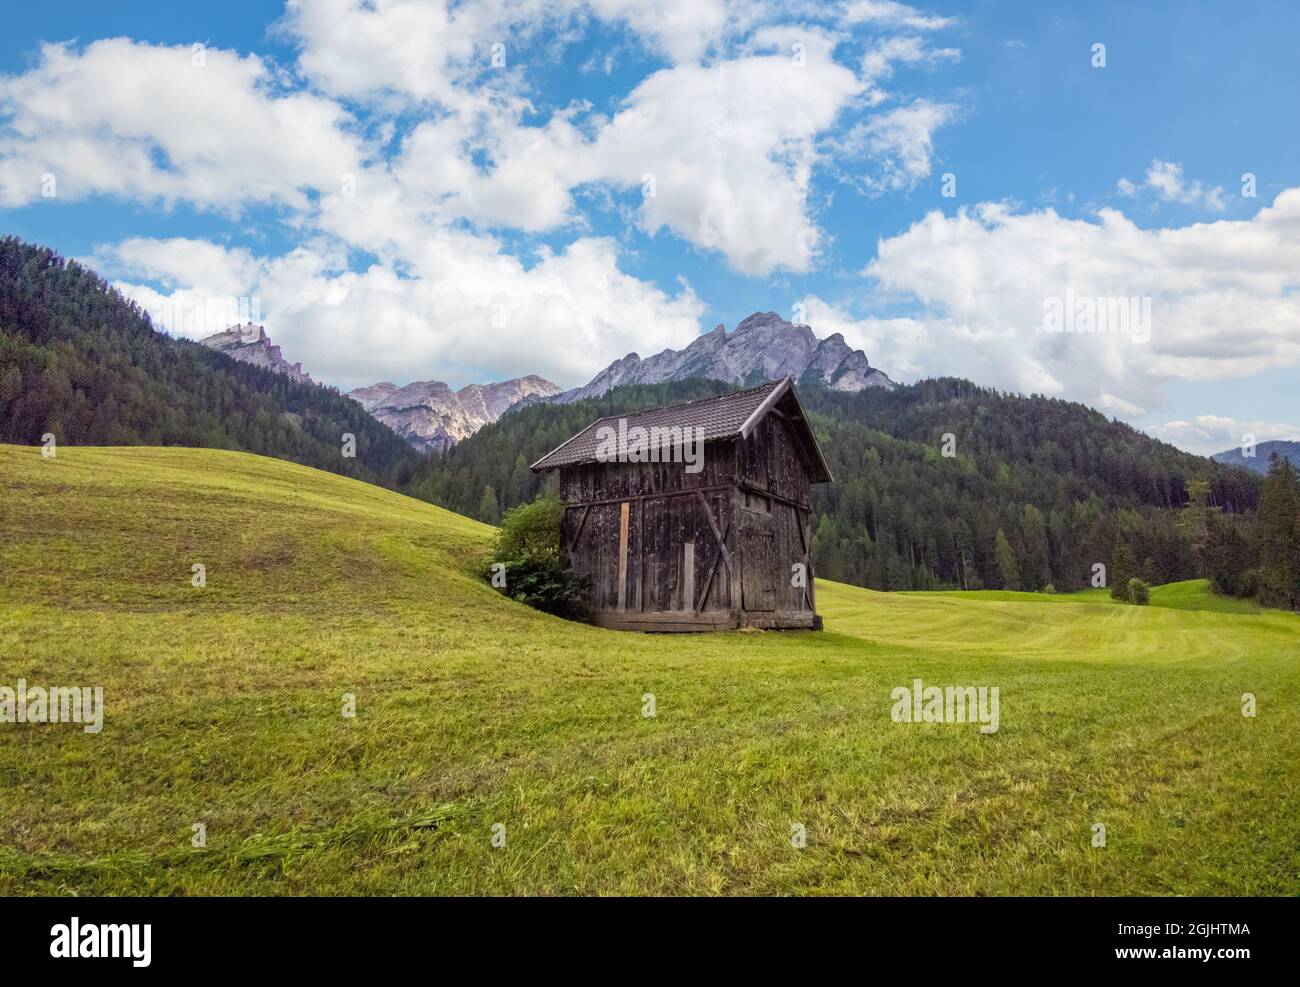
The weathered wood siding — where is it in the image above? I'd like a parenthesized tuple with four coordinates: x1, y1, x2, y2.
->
(558, 440, 736, 502)
(737, 410, 811, 507)
(560, 447, 736, 615)
(735, 411, 816, 614)
(557, 403, 819, 628)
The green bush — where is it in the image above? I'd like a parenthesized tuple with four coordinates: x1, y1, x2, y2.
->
(1109, 579, 1130, 603)
(1127, 578, 1150, 605)
(484, 496, 589, 620)
(494, 495, 563, 562)
(1235, 567, 1260, 599)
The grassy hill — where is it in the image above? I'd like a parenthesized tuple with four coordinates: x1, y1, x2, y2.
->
(2, 444, 1297, 895)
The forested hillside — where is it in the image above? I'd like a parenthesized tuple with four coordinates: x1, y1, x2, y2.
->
(410, 377, 1262, 593)
(0, 237, 419, 487)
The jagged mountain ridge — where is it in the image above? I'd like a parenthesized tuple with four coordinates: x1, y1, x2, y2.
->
(200, 324, 313, 384)
(201, 310, 894, 453)
(347, 376, 561, 454)
(553, 311, 895, 403)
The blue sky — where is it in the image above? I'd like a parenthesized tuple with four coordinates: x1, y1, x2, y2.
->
(1, 0, 1298, 454)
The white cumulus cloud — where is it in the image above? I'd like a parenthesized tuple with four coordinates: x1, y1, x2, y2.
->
(803, 189, 1300, 415)
(1116, 159, 1227, 212)
(0, 39, 368, 211)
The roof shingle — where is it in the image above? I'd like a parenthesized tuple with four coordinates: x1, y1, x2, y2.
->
(531, 378, 830, 479)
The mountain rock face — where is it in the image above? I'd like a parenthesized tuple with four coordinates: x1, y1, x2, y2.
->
(554, 311, 895, 403)
(200, 324, 313, 384)
(347, 375, 561, 453)
(1212, 440, 1300, 475)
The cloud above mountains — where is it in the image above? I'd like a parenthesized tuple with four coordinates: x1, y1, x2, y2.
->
(805, 187, 1300, 417)
(0, 0, 969, 389)
(1, 0, 1297, 439)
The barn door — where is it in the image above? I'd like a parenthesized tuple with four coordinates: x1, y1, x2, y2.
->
(739, 508, 777, 611)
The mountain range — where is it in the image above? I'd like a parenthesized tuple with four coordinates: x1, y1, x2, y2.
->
(1, 233, 1269, 600)
(1212, 440, 1300, 475)
(202, 310, 895, 452)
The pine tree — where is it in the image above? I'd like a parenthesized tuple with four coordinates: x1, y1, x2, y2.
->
(478, 485, 502, 525)
(1203, 512, 1255, 597)
(1110, 541, 1137, 601)
(1257, 453, 1299, 610)
(507, 453, 531, 504)
(0, 365, 20, 404)
(994, 528, 1021, 590)
(1020, 504, 1051, 590)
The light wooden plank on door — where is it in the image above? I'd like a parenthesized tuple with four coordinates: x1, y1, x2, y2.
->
(617, 501, 630, 611)
(683, 540, 694, 612)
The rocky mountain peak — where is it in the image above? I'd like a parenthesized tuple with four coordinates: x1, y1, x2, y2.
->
(346, 374, 561, 454)
(552, 311, 894, 403)
(200, 324, 312, 384)
(734, 311, 786, 333)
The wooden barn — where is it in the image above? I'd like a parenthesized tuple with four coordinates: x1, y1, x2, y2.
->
(530, 377, 832, 632)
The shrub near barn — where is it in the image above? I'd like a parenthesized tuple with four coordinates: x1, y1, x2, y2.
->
(485, 496, 589, 620)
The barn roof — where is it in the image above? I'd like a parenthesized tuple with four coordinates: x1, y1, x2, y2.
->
(529, 377, 833, 483)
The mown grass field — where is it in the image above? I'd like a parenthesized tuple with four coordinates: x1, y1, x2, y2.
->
(1, 444, 1297, 895)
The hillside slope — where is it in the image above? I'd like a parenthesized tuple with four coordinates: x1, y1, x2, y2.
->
(0, 236, 419, 486)
(2, 444, 1297, 895)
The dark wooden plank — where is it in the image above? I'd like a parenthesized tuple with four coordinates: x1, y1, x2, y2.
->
(637, 497, 645, 613)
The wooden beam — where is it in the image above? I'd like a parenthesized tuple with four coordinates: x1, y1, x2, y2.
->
(617, 501, 630, 612)
(559, 482, 736, 511)
(694, 517, 731, 613)
(571, 503, 591, 546)
(694, 490, 734, 577)
(735, 480, 809, 512)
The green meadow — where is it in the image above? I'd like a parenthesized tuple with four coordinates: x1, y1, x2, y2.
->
(1, 444, 1296, 895)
